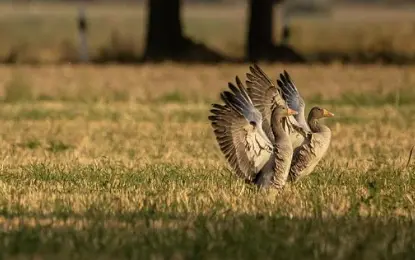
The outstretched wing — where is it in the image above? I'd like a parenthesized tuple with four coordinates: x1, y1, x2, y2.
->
(277, 70, 311, 132)
(245, 64, 287, 143)
(209, 76, 274, 182)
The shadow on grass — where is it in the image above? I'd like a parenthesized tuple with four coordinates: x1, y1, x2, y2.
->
(1, 213, 415, 259)
(3, 30, 415, 65)
(0, 161, 414, 258)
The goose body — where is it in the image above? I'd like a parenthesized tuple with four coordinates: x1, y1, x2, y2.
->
(289, 125, 332, 181)
(254, 108, 295, 189)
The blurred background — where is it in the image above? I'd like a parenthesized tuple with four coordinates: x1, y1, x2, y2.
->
(3, 0, 415, 65)
(1, 2, 415, 257)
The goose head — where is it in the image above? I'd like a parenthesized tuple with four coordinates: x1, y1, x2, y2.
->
(308, 107, 334, 121)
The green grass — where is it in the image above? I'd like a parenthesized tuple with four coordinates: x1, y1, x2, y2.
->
(0, 64, 415, 258)
(2, 218, 415, 259)
(1, 163, 415, 259)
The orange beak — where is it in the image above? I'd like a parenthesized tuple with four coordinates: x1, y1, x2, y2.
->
(323, 109, 334, 117)
(287, 108, 298, 116)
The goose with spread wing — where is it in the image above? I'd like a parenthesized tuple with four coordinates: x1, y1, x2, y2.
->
(277, 71, 334, 182)
(245, 64, 334, 182)
(208, 76, 298, 189)
(245, 64, 310, 150)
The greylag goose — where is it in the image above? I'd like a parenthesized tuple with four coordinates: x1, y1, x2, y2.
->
(277, 70, 334, 181)
(245, 64, 309, 150)
(245, 64, 334, 182)
(209, 76, 298, 189)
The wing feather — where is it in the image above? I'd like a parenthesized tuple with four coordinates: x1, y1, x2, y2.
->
(277, 70, 311, 132)
(245, 64, 287, 143)
(209, 76, 273, 182)
(243, 64, 311, 149)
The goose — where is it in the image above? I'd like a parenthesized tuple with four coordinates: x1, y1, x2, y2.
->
(277, 71, 334, 182)
(208, 76, 298, 189)
(245, 64, 334, 182)
(245, 64, 309, 150)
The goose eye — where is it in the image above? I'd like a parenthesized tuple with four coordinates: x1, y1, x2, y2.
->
(249, 121, 257, 127)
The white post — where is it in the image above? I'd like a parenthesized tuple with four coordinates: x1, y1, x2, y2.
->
(78, 6, 89, 63)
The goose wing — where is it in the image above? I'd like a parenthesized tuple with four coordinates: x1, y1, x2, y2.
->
(209, 76, 274, 182)
(245, 64, 287, 143)
(277, 70, 311, 132)
(245, 64, 309, 148)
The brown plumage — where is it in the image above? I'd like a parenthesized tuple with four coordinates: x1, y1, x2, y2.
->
(246, 64, 310, 151)
(287, 107, 334, 181)
(208, 75, 297, 189)
(243, 64, 334, 182)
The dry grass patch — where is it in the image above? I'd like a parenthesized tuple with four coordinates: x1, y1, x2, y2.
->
(0, 63, 414, 102)
(0, 63, 414, 258)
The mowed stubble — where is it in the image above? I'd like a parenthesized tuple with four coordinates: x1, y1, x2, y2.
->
(0, 64, 415, 258)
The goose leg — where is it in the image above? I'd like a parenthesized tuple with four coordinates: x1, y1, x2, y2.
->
(253, 168, 274, 189)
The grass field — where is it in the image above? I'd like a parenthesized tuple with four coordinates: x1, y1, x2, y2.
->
(0, 63, 415, 259)
(2, 2, 415, 63)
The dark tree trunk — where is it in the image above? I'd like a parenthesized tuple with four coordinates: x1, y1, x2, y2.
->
(246, 0, 304, 62)
(144, 0, 186, 60)
(247, 0, 274, 61)
(143, 0, 225, 62)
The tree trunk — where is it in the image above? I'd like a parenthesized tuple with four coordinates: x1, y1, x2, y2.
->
(246, 0, 303, 62)
(144, 0, 185, 60)
(247, 0, 275, 61)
